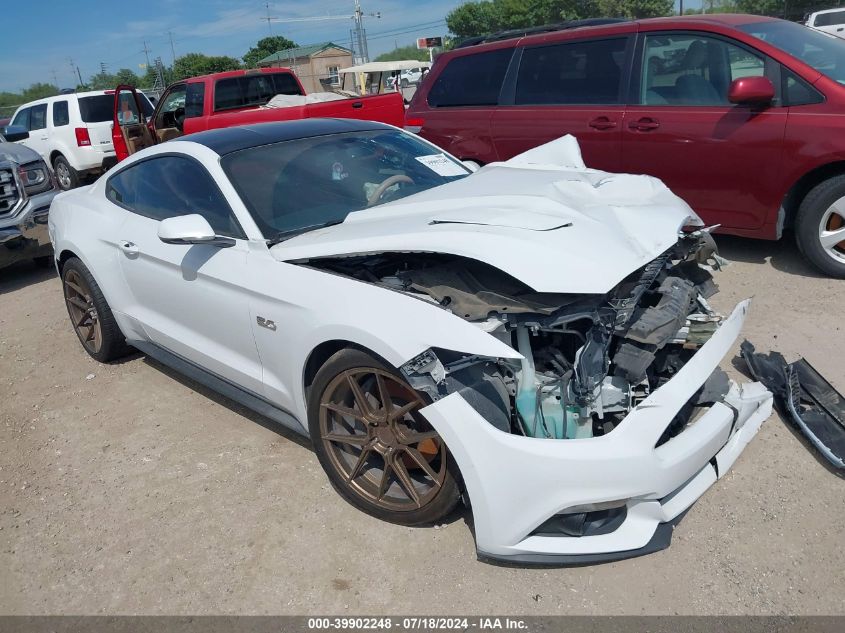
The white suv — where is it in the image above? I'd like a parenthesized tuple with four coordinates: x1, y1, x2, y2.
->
(9, 90, 153, 190)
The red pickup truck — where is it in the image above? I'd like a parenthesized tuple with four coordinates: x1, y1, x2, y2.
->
(111, 67, 404, 161)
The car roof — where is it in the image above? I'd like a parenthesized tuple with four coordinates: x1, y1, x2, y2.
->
(186, 118, 394, 155)
(451, 13, 776, 53)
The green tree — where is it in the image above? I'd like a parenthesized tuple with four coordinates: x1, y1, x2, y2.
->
(446, 0, 600, 39)
(88, 68, 142, 90)
(446, 0, 678, 39)
(374, 44, 431, 63)
(596, 0, 673, 19)
(243, 35, 298, 68)
(172, 53, 241, 80)
(20, 83, 60, 102)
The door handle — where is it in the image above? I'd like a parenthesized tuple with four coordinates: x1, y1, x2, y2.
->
(352, 101, 363, 109)
(588, 117, 617, 130)
(119, 240, 139, 256)
(628, 118, 660, 131)
(40, 136, 48, 140)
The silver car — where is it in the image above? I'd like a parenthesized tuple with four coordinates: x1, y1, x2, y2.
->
(0, 126, 58, 270)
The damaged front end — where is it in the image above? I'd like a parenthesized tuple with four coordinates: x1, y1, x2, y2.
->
(387, 231, 733, 444)
(303, 230, 773, 562)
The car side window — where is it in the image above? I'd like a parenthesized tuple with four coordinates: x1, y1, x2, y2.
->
(155, 84, 187, 129)
(641, 34, 766, 106)
(427, 48, 513, 107)
(29, 104, 48, 130)
(106, 156, 245, 239)
(11, 107, 30, 130)
(783, 68, 824, 106)
(516, 38, 628, 105)
(53, 101, 70, 127)
(185, 82, 205, 118)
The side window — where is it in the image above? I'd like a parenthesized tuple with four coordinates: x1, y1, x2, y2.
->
(516, 37, 628, 105)
(641, 34, 765, 105)
(184, 82, 205, 118)
(155, 84, 187, 129)
(106, 156, 244, 238)
(783, 68, 824, 106)
(29, 104, 48, 130)
(427, 48, 513, 107)
(53, 101, 70, 127)
(214, 73, 302, 111)
(11, 107, 30, 130)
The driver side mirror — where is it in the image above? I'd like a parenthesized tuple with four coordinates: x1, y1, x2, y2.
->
(2, 125, 29, 142)
(728, 76, 774, 106)
(158, 214, 235, 248)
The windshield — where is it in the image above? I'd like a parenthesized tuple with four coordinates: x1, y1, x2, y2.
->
(739, 20, 845, 84)
(222, 129, 470, 240)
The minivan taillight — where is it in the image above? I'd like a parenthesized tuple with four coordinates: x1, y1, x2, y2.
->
(404, 117, 424, 134)
(75, 128, 91, 147)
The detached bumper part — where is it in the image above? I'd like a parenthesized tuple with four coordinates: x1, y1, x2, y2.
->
(742, 341, 845, 470)
(420, 300, 773, 564)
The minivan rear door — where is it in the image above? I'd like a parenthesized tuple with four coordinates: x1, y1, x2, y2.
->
(490, 35, 634, 172)
(417, 46, 514, 164)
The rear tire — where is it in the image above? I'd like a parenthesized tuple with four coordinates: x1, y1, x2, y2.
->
(53, 155, 79, 191)
(61, 257, 132, 362)
(308, 348, 460, 525)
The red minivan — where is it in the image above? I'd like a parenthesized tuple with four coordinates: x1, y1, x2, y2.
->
(406, 14, 845, 278)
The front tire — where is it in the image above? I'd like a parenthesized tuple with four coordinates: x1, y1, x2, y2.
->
(61, 257, 132, 362)
(795, 176, 845, 278)
(308, 348, 460, 525)
(53, 155, 79, 191)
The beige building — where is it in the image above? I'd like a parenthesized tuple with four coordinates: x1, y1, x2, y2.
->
(258, 42, 353, 93)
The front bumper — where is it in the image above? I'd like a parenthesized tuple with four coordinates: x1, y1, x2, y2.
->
(420, 299, 773, 564)
(0, 189, 56, 269)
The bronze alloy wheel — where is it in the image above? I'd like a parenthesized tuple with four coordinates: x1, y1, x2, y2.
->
(318, 367, 448, 513)
(63, 268, 103, 355)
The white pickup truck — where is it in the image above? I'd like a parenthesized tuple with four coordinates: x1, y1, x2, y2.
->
(806, 8, 845, 39)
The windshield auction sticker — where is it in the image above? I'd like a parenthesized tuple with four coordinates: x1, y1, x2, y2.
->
(415, 153, 467, 177)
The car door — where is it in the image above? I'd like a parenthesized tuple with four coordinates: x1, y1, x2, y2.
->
(490, 35, 633, 172)
(105, 153, 263, 393)
(621, 31, 788, 232)
(22, 103, 50, 160)
(112, 86, 156, 160)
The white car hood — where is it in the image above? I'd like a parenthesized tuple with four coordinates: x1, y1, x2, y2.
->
(271, 136, 698, 294)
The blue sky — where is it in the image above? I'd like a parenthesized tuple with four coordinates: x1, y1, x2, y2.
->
(0, 0, 465, 92)
(0, 0, 702, 93)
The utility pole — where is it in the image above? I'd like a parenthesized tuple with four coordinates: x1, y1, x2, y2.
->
(262, 2, 276, 35)
(141, 40, 152, 70)
(50, 69, 60, 89)
(68, 57, 84, 88)
(99, 62, 108, 77)
(168, 31, 177, 66)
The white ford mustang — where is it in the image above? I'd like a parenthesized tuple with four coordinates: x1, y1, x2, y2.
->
(49, 119, 773, 564)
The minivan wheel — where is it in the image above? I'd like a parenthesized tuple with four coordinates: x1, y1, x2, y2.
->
(308, 348, 460, 525)
(61, 257, 132, 362)
(795, 176, 845, 278)
(53, 155, 79, 191)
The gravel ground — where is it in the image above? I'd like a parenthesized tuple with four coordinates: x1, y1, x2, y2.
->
(0, 234, 843, 615)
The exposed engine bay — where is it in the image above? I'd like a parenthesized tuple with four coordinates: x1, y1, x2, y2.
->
(304, 230, 729, 441)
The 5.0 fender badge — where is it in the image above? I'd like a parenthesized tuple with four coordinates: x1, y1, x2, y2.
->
(256, 316, 277, 331)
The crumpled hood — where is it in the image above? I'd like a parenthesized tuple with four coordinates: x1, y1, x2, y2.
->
(0, 142, 42, 165)
(271, 136, 698, 294)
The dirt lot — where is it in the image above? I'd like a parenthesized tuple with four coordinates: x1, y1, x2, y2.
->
(1, 235, 843, 615)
